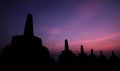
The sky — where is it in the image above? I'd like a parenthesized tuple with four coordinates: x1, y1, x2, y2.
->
(0, 0, 120, 59)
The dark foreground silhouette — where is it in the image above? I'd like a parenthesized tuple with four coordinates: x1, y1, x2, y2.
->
(0, 14, 120, 70)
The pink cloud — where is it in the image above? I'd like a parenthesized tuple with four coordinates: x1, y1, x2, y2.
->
(66, 33, 120, 52)
(82, 33, 120, 43)
(70, 33, 120, 45)
(49, 28, 62, 35)
(73, 0, 106, 22)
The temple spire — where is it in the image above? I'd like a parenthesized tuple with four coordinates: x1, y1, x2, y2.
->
(65, 39, 69, 51)
(81, 45, 84, 53)
(112, 51, 115, 56)
(91, 49, 94, 55)
(100, 50, 103, 55)
(24, 14, 34, 36)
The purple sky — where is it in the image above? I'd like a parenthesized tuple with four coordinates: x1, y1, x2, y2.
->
(0, 0, 120, 58)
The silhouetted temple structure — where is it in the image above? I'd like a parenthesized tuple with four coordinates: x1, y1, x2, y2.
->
(58, 39, 76, 65)
(0, 14, 120, 71)
(98, 50, 107, 65)
(109, 51, 119, 64)
(88, 49, 98, 70)
(89, 49, 97, 64)
(108, 51, 120, 70)
(77, 45, 88, 65)
(0, 14, 50, 66)
(97, 50, 107, 70)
